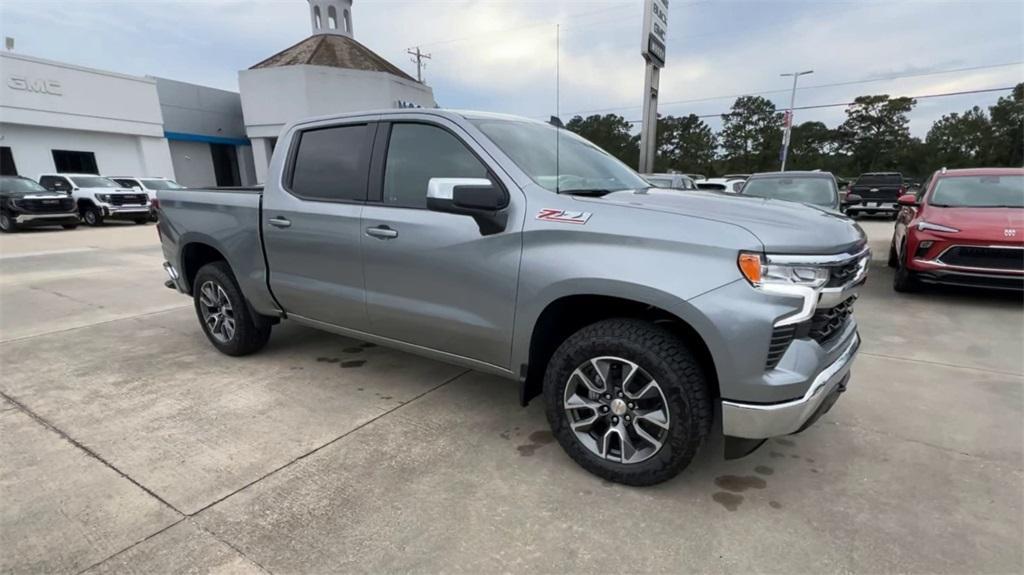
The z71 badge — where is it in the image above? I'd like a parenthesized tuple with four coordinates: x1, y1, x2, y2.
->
(536, 209, 592, 224)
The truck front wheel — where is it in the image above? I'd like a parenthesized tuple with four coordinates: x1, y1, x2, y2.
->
(193, 261, 272, 356)
(544, 318, 711, 486)
(82, 206, 104, 226)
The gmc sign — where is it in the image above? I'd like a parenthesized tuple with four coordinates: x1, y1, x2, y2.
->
(7, 76, 63, 96)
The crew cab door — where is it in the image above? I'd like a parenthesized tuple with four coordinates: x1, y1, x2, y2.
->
(360, 118, 524, 369)
(261, 119, 376, 331)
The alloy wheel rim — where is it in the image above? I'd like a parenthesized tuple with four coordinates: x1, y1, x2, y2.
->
(563, 355, 670, 464)
(198, 281, 236, 343)
(0, 214, 10, 230)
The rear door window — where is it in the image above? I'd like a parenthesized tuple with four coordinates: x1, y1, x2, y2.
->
(40, 176, 72, 192)
(288, 124, 372, 202)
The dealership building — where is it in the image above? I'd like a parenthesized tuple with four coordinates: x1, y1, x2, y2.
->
(0, 0, 434, 186)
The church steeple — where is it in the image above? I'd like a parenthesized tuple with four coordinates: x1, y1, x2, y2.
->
(309, 0, 353, 38)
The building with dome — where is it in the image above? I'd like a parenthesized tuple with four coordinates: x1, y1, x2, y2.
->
(239, 0, 437, 182)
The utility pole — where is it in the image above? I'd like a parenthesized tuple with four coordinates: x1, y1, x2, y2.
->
(779, 69, 813, 171)
(407, 47, 432, 83)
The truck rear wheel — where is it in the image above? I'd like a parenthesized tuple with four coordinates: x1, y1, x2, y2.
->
(0, 212, 17, 233)
(544, 318, 711, 486)
(193, 261, 272, 356)
(82, 207, 104, 226)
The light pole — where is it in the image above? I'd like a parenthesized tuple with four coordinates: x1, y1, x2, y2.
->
(779, 69, 813, 171)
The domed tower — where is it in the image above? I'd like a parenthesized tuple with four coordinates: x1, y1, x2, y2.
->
(308, 0, 353, 37)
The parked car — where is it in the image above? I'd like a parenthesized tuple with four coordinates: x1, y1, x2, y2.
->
(889, 167, 1023, 292)
(696, 178, 745, 193)
(110, 176, 186, 221)
(158, 109, 868, 486)
(721, 173, 751, 181)
(685, 173, 707, 182)
(846, 172, 906, 218)
(643, 173, 697, 190)
(0, 175, 79, 232)
(738, 171, 860, 213)
(38, 173, 151, 226)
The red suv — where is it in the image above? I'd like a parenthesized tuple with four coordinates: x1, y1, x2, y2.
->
(889, 167, 1023, 292)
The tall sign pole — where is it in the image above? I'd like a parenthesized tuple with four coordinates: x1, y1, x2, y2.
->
(779, 69, 813, 171)
(638, 0, 668, 174)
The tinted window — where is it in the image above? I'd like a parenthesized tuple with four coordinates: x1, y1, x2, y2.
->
(140, 179, 186, 190)
(383, 123, 488, 208)
(0, 177, 47, 193)
(40, 176, 71, 192)
(52, 150, 98, 174)
(289, 124, 370, 201)
(70, 176, 120, 188)
(646, 177, 674, 188)
(114, 178, 142, 189)
(854, 173, 902, 187)
(0, 147, 16, 176)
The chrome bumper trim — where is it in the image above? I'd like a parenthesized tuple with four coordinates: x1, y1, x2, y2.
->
(722, 332, 860, 439)
(13, 212, 78, 223)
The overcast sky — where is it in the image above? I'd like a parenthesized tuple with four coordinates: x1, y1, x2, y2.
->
(2, 0, 1022, 136)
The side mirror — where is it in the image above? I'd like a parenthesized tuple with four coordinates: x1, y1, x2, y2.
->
(843, 193, 862, 205)
(897, 194, 918, 206)
(426, 177, 508, 235)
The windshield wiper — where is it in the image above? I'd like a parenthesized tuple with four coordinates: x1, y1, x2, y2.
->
(558, 188, 616, 196)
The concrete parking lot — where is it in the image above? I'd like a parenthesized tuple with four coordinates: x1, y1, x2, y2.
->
(1, 219, 1021, 574)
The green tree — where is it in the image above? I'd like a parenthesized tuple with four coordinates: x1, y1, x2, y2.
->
(988, 83, 1024, 166)
(565, 114, 639, 166)
(787, 121, 842, 171)
(838, 94, 916, 173)
(718, 96, 783, 173)
(925, 106, 994, 168)
(654, 114, 716, 173)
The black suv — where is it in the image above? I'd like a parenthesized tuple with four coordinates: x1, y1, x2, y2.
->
(846, 172, 906, 219)
(0, 176, 80, 233)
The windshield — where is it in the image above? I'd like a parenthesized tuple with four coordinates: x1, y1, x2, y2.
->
(470, 118, 649, 193)
(741, 177, 837, 206)
(0, 177, 49, 194)
(140, 179, 186, 190)
(70, 176, 121, 189)
(930, 175, 1024, 208)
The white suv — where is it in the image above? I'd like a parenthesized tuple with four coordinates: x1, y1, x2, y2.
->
(38, 174, 151, 226)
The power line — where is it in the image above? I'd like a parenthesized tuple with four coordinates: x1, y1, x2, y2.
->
(620, 85, 1017, 123)
(571, 60, 1024, 116)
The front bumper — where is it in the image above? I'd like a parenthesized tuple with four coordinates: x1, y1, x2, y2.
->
(722, 332, 859, 439)
(100, 204, 151, 219)
(847, 201, 898, 212)
(12, 211, 80, 225)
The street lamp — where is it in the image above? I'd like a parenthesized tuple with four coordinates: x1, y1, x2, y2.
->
(779, 69, 813, 171)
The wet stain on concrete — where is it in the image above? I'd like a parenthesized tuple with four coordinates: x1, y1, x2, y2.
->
(357, 387, 364, 391)
(517, 430, 556, 456)
(810, 468, 820, 474)
(774, 438, 795, 447)
(712, 492, 743, 511)
(769, 500, 783, 509)
(341, 360, 366, 368)
(769, 451, 785, 459)
(343, 347, 363, 354)
(499, 429, 511, 440)
(790, 454, 801, 459)
(805, 457, 816, 463)
(754, 465, 774, 476)
(714, 475, 767, 492)
(316, 357, 340, 363)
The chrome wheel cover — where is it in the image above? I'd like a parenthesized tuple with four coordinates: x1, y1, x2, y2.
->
(563, 356, 670, 464)
(198, 280, 236, 343)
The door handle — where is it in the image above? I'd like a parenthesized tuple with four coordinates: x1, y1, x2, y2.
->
(268, 217, 291, 228)
(366, 225, 398, 239)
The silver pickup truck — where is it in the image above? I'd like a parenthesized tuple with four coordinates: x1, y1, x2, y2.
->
(158, 109, 869, 485)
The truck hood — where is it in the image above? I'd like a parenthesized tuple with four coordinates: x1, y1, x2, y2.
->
(579, 189, 867, 255)
(922, 206, 1024, 243)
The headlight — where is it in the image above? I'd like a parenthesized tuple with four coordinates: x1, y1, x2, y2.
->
(916, 220, 959, 233)
(96, 194, 112, 202)
(738, 252, 830, 289)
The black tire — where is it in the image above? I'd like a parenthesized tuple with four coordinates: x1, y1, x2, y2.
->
(133, 218, 148, 225)
(193, 261, 272, 356)
(544, 318, 712, 486)
(887, 241, 898, 268)
(893, 242, 920, 293)
(62, 224, 79, 230)
(82, 207, 104, 226)
(0, 212, 17, 233)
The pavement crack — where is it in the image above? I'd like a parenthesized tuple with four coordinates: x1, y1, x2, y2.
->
(0, 390, 186, 516)
(0, 304, 190, 345)
(188, 369, 472, 517)
(859, 351, 1024, 377)
(193, 520, 274, 574)
(73, 518, 187, 575)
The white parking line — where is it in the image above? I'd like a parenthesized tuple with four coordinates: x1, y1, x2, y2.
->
(0, 247, 98, 260)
